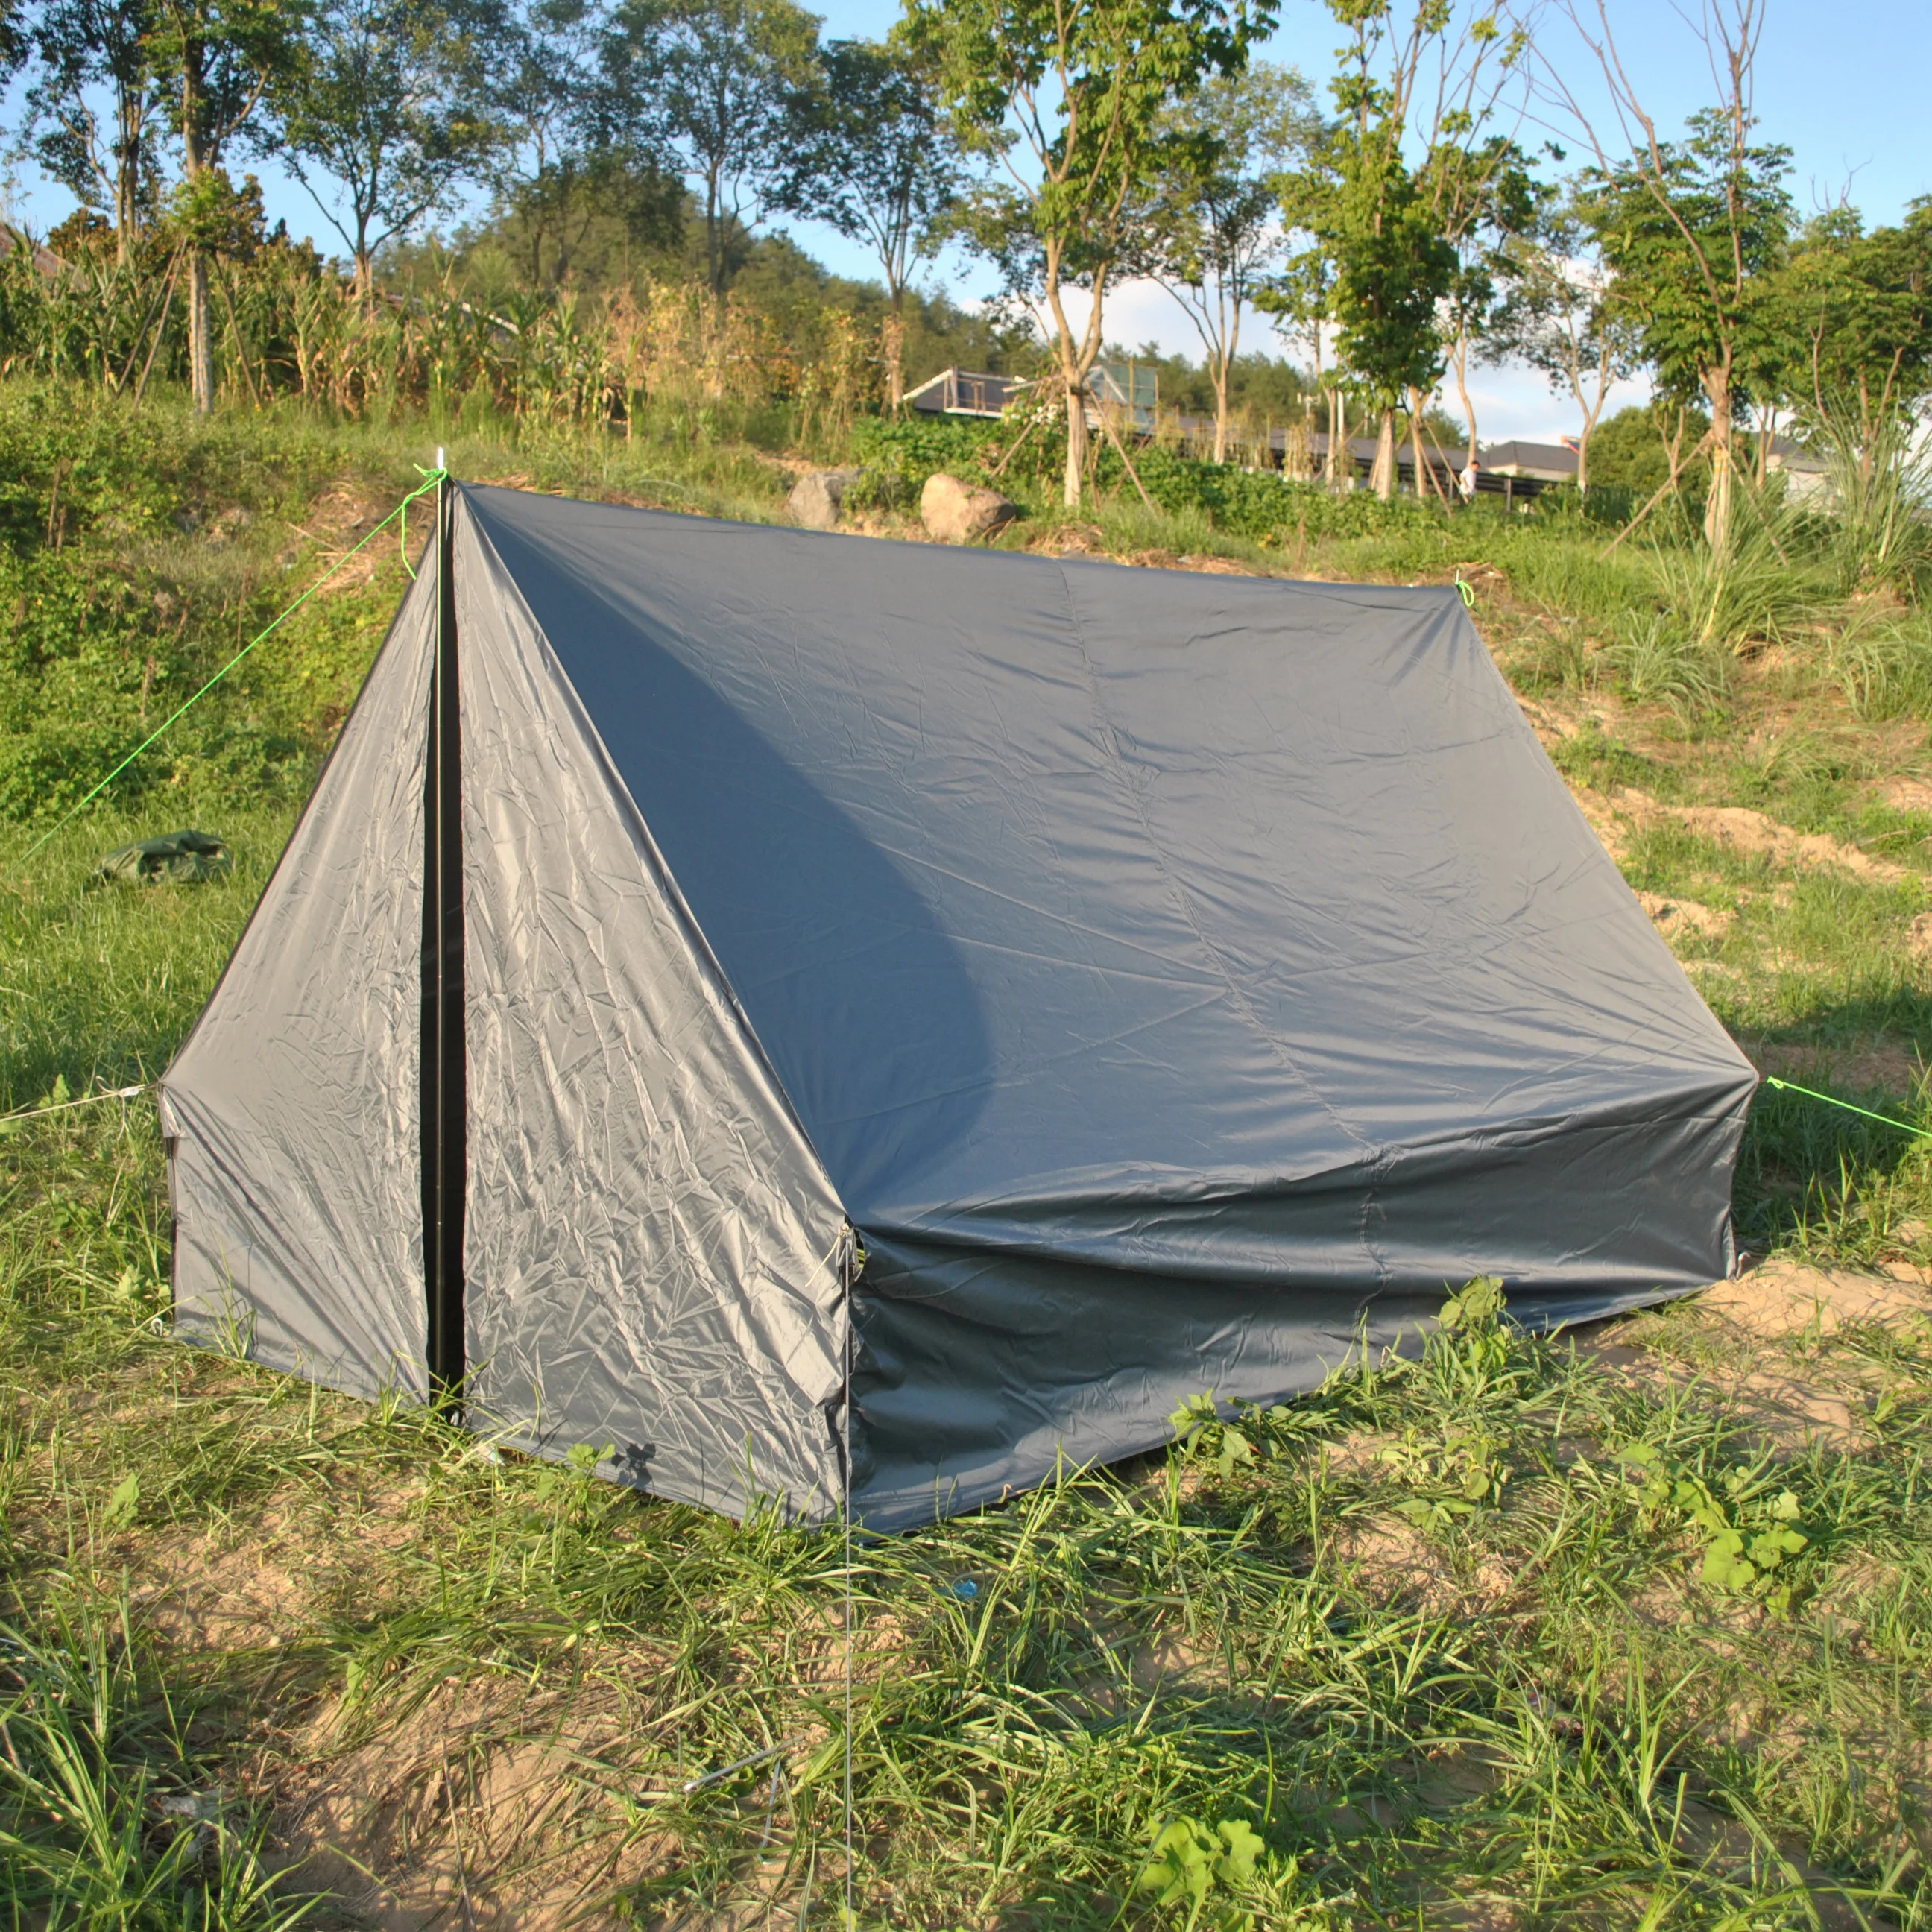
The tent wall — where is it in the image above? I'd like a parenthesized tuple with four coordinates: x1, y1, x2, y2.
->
(160, 567, 438, 1398)
(851, 1093, 1745, 1524)
(452, 503, 853, 1519)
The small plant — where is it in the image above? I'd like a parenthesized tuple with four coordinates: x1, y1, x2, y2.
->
(1380, 1418, 1513, 1525)
(528, 1440, 616, 1515)
(1614, 1442, 1811, 1608)
(1133, 1813, 1265, 1930)
(1169, 1392, 1323, 1479)
(1169, 1392, 1258, 1480)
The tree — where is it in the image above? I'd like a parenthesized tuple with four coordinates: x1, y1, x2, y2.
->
(905, 0, 1276, 508)
(1421, 130, 1535, 478)
(1262, 168, 1348, 482)
(151, 0, 298, 409)
(1489, 202, 1638, 496)
(22, 0, 168, 265)
(477, 0, 678, 289)
(1310, 0, 1523, 501)
(775, 37, 967, 411)
(1541, 0, 1792, 551)
(1137, 61, 1319, 462)
(599, 0, 820, 307)
(274, 0, 504, 301)
(1775, 203, 1932, 440)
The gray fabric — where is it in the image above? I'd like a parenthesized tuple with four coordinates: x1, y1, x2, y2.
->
(453, 502, 852, 1520)
(159, 569, 435, 1398)
(456, 489, 1757, 1524)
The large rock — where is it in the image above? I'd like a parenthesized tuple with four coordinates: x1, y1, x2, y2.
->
(786, 467, 865, 531)
(921, 472, 1019, 545)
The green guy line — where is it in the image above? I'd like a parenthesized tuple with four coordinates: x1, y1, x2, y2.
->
(1764, 1074, 1932, 1143)
(23, 466, 447, 865)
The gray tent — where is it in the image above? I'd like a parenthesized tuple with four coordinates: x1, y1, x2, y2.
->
(159, 481, 1756, 1527)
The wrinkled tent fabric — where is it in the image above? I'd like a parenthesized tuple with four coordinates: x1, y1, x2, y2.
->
(161, 566, 435, 1398)
(161, 482, 1758, 1527)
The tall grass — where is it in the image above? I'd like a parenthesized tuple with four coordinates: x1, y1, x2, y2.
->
(1805, 399, 1932, 597)
(0, 1590, 321, 1927)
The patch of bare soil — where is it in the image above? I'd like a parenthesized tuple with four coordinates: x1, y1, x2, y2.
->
(1610, 789, 1913, 883)
(284, 484, 396, 593)
(1696, 1256, 1932, 1340)
(130, 1524, 318, 1650)
(274, 1676, 672, 1930)
(1331, 1511, 1518, 1618)
(1743, 1035, 1928, 1097)
(1579, 1260, 1932, 1453)
(1883, 777, 1932, 815)
(1637, 891, 1734, 942)
(1029, 524, 1106, 557)
(1514, 695, 1584, 753)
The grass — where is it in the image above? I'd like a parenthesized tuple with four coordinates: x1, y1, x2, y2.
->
(4, 376, 1932, 1925)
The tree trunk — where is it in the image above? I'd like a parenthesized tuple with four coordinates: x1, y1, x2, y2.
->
(1407, 388, 1427, 502)
(1064, 381, 1088, 509)
(883, 304, 905, 414)
(1213, 361, 1230, 464)
(1576, 424, 1591, 499)
(187, 249, 214, 411)
(181, 73, 213, 414)
(1703, 366, 1733, 552)
(1371, 411, 1396, 501)
(1453, 332, 1479, 469)
(115, 150, 139, 268)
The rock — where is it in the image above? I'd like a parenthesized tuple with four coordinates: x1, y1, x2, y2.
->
(786, 467, 865, 531)
(921, 472, 1019, 545)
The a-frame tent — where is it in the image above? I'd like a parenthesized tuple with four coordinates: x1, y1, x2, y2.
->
(160, 481, 1758, 1527)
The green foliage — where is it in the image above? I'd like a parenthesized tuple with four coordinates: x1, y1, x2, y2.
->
(1776, 203, 1932, 429)
(1319, 150, 1457, 411)
(1578, 110, 1794, 416)
(849, 409, 1456, 543)
(273, 0, 504, 286)
(1134, 1813, 1266, 1929)
(1584, 400, 1711, 500)
(1802, 396, 1932, 598)
(1613, 1442, 1811, 1609)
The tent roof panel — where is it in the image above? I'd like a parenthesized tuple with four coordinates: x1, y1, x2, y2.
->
(460, 487, 1753, 1242)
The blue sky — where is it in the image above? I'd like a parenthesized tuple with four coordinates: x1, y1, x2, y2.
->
(5, 0, 1925, 439)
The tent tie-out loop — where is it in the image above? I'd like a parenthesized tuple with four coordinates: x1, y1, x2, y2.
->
(22, 466, 449, 868)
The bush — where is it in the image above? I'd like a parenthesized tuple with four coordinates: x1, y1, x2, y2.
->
(849, 411, 1455, 543)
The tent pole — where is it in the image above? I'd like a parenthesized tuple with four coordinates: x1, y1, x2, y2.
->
(423, 452, 467, 1407)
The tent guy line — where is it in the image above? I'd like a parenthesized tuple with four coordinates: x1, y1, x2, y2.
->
(0, 1082, 150, 1125)
(19, 464, 447, 868)
(1764, 1076, 1932, 1143)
